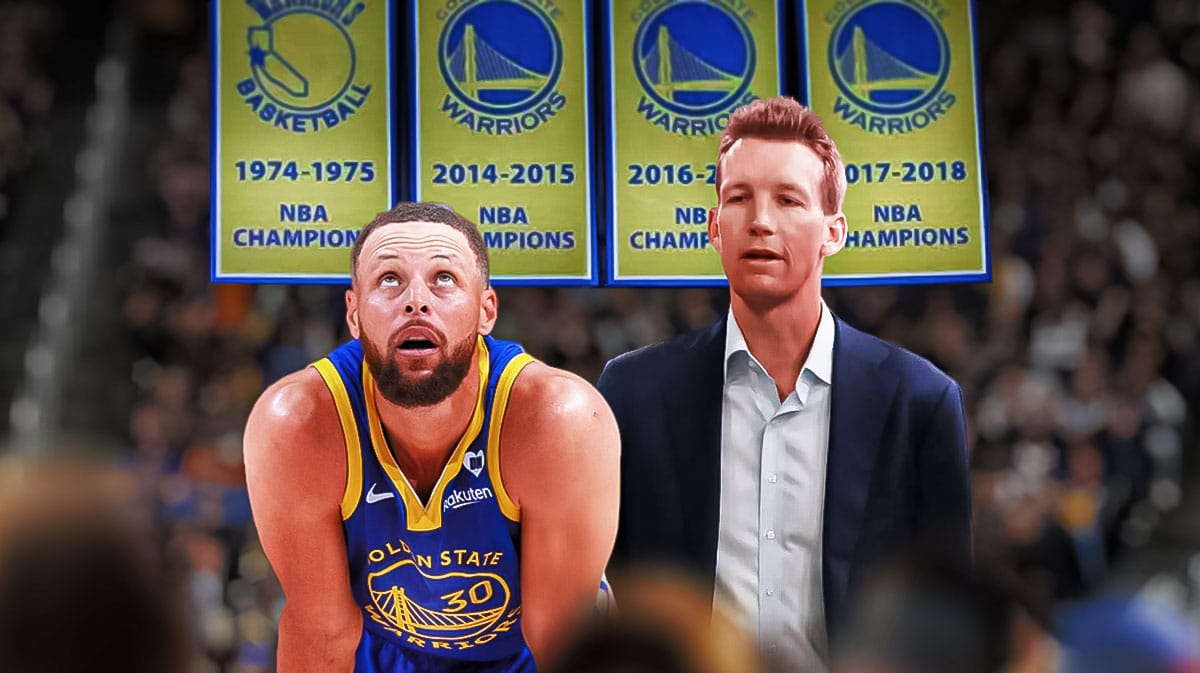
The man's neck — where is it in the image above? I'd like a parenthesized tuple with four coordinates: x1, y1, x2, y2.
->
(374, 358, 482, 499)
(730, 291, 823, 402)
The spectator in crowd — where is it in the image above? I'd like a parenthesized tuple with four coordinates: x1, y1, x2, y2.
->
(0, 459, 190, 673)
(0, 1, 55, 225)
(1056, 595, 1200, 673)
(831, 553, 1056, 673)
(549, 571, 761, 673)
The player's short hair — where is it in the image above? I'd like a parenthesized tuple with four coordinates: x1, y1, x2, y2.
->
(716, 96, 847, 215)
(351, 202, 490, 287)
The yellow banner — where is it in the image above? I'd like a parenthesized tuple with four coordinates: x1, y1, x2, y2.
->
(413, 0, 595, 285)
(803, 0, 989, 284)
(606, 0, 781, 285)
(212, 0, 394, 283)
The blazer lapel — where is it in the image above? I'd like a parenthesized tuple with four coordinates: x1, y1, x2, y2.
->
(663, 318, 726, 584)
(823, 317, 897, 634)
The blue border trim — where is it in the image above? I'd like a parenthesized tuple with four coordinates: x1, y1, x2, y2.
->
(386, 0, 396, 217)
(777, 0, 788, 100)
(218, 274, 351, 285)
(602, 0, 615, 285)
(491, 276, 597, 287)
(823, 271, 990, 287)
(609, 277, 728, 288)
(409, 0, 419, 202)
(799, 0, 811, 106)
(209, 0, 220, 283)
(410, 0, 598, 287)
(967, 0, 992, 284)
(584, 0, 600, 287)
(211, 0, 398, 285)
(603, 0, 785, 287)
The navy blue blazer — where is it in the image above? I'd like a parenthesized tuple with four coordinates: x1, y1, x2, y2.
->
(596, 313, 971, 639)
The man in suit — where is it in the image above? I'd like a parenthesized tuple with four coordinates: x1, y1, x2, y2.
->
(597, 97, 971, 672)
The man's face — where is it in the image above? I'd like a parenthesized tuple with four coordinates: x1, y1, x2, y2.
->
(709, 137, 846, 309)
(346, 221, 496, 408)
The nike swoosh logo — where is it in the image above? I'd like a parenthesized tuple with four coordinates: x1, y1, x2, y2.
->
(365, 483, 394, 504)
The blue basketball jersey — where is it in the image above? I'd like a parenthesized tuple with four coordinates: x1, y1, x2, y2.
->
(313, 335, 536, 673)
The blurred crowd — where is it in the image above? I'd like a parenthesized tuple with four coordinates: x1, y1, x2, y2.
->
(81, 0, 1200, 671)
(956, 0, 1200, 602)
(0, 1, 55, 229)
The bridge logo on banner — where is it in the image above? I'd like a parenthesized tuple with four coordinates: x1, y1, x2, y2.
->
(827, 0, 955, 136)
(235, 1, 373, 134)
(631, 0, 756, 137)
(437, 0, 565, 135)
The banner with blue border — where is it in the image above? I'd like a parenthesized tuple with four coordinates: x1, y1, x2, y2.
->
(604, 0, 783, 286)
(411, 0, 597, 286)
(802, 0, 990, 286)
(211, 0, 395, 284)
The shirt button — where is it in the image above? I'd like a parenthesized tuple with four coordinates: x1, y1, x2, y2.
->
(765, 530, 776, 540)
(768, 474, 778, 483)
(765, 588, 775, 597)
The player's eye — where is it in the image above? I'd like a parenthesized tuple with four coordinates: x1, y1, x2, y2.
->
(435, 272, 455, 286)
(380, 274, 399, 288)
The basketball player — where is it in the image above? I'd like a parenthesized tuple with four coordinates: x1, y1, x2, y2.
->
(244, 202, 620, 673)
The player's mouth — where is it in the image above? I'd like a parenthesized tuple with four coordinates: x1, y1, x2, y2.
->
(742, 248, 783, 262)
(394, 325, 441, 357)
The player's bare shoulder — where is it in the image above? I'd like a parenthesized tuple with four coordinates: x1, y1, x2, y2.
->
(246, 367, 340, 446)
(505, 362, 615, 438)
(498, 361, 620, 500)
(244, 366, 347, 503)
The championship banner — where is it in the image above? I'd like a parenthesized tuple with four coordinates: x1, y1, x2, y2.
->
(212, 0, 395, 283)
(801, 0, 990, 285)
(412, 0, 597, 285)
(605, 0, 782, 286)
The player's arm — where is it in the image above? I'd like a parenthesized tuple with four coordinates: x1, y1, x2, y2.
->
(501, 363, 620, 669)
(244, 369, 362, 673)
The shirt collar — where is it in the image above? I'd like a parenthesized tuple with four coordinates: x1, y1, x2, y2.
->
(724, 300, 836, 388)
(807, 301, 835, 385)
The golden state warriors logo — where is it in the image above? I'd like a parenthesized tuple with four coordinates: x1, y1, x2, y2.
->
(632, 0, 756, 137)
(437, 0, 566, 135)
(234, 0, 372, 134)
(366, 560, 516, 647)
(827, 0, 955, 135)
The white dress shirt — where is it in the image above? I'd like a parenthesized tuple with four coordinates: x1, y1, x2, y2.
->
(714, 301, 834, 672)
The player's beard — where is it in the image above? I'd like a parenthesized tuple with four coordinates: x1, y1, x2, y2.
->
(361, 330, 476, 408)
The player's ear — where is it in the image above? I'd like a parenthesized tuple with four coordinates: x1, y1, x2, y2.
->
(821, 212, 847, 258)
(708, 207, 722, 255)
(479, 286, 497, 336)
(346, 287, 361, 339)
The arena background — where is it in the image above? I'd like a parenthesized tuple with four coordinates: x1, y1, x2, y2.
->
(0, 0, 1198, 670)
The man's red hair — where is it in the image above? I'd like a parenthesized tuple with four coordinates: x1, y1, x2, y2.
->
(715, 97, 847, 215)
